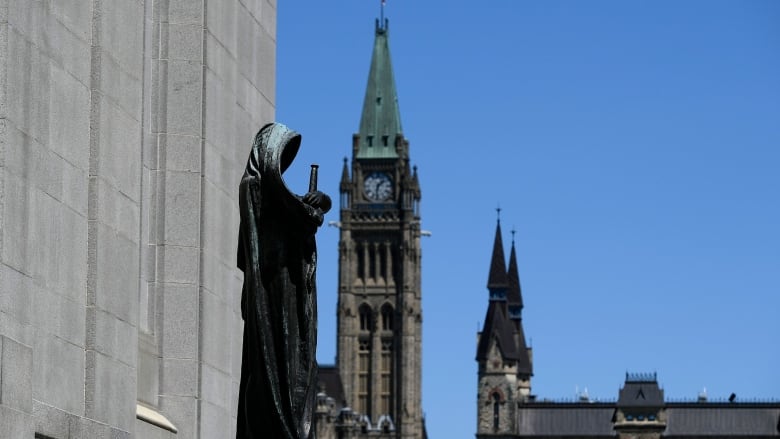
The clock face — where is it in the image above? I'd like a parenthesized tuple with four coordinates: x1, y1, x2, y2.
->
(364, 172, 393, 201)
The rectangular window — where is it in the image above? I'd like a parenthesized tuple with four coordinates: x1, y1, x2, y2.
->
(369, 246, 376, 279)
(358, 372, 368, 392)
(357, 243, 365, 280)
(358, 342, 371, 416)
(380, 341, 393, 416)
(380, 244, 387, 281)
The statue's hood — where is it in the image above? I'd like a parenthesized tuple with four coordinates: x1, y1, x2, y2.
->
(256, 123, 302, 198)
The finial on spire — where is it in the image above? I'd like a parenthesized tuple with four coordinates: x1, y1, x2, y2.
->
(377, 0, 388, 31)
(496, 205, 502, 223)
(511, 227, 516, 244)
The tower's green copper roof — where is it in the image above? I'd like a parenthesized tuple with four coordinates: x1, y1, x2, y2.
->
(357, 19, 401, 159)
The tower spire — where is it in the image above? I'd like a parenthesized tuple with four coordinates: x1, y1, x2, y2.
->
(357, 15, 401, 159)
(339, 157, 349, 185)
(507, 234, 524, 317)
(487, 216, 509, 298)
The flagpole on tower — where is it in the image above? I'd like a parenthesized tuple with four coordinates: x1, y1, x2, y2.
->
(380, 0, 386, 27)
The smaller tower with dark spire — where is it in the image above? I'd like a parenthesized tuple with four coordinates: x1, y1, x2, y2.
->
(506, 231, 533, 398)
(476, 218, 534, 437)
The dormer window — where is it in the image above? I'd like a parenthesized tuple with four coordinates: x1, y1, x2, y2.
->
(367, 136, 374, 147)
(382, 135, 389, 146)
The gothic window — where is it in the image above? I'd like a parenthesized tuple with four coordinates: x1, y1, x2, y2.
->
(380, 340, 394, 416)
(492, 392, 501, 430)
(381, 304, 393, 331)
(359, 304, 373, 332)
(358, 340, 372, 416)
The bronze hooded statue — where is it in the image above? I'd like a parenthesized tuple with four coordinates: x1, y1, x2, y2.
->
(236, 123, 331, 439)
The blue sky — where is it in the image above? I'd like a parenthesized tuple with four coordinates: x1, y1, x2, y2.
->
(275, 1, 780, 437)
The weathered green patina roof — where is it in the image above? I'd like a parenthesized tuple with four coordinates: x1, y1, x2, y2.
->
(357, 19, 401, 159)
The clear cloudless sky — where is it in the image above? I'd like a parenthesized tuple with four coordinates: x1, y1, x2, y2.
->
(274, 1, 780, 437)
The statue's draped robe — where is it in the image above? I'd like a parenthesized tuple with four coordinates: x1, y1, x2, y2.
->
(236, 124, 323, 439)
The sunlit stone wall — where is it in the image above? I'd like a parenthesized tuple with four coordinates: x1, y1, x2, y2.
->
(0, 0, 275, 437)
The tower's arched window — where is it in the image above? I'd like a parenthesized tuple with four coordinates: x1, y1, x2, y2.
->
(359, 304, 373, 332)
(492, 392, 501, 430)
(381, 304, 394, 331)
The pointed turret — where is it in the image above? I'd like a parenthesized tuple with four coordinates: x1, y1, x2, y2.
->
(506, 235, 524, 320)
(356, 19, 402, 159)
(487, 219, 509, 300)
(506, 232, 532, 377)
(339, 157, 350, 190)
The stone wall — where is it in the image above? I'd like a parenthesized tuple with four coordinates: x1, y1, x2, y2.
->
(0, 0, 275, 437)
(477, 341, 518, 436)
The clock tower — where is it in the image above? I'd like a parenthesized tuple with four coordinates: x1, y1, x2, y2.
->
(336, 17, 424, 438)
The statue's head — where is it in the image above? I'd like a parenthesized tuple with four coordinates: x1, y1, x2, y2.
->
(257, 122, 301, 175)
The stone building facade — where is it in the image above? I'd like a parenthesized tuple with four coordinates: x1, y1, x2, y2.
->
(475, 223, 780, 438)
(0, 0, 276, 437)
(313, 18, 427, 439)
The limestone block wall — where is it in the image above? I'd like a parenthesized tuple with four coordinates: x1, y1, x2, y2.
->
(0, 0, 275, 437)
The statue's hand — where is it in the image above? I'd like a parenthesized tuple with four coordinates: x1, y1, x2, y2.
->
(303, 191, 332, 213)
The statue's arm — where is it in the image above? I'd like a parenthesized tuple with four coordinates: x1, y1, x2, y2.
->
(237, 173, 262, 321)
(295, 191, 332, 230)
(302, 191, 332, 213)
